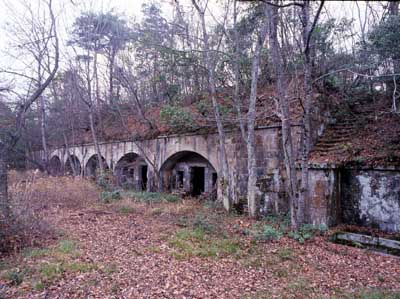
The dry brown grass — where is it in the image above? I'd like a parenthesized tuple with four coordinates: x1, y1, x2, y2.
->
(3, 170, 100, 251)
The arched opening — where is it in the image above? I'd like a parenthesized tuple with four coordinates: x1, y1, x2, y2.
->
(64, 155, 81, 176)
(84, 154, 109, 177)
(160, 151, 217, 197)
(49, 156, 62, 176)
(114, 153, 148, 190)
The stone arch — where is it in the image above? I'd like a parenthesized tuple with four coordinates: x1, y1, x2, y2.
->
(49, 155, 62, 176)
(114, 152, 148, 190)
(84, 154, 109, 177)
(64, 155, 82, 176)
(160, 151, 218, 197)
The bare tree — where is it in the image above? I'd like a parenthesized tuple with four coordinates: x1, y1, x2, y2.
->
(246, 3, 270, 217)
(191, 0, 233, 210)
(0, 0, 59, 242)
(267, 2, 299, 227)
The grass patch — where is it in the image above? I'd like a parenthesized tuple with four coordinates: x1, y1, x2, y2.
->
(100, 190, 122, 203)
(277, 248, 295, 261)
(39, 260, 95, 283)
(66, 262, 96, 273)
(33, 281, 45, 291)
(39, 262, 64, 282)
(118, 206, 134, 214)
(57, 240, 76, 254)
(2, 239, 89, 289)
(2, 269, 25, 286)
(168, 228, 239, 259)
(22, 247, 50, 259)
(125, 191, 180, 204)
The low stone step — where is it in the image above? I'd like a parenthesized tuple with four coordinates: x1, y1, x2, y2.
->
(332, 232, 400, 252)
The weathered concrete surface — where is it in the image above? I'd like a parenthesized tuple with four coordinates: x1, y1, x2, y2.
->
(38, 127, 285, 210)
(334, 232, 400, 251)
(341, 169, 400, 232)
(307, 168, 340, 227)
(309, 167, 400, 232)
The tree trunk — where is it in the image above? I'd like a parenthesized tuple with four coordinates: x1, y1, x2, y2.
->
(93, 52, 105, 139)
(299, 1, 312, 225)
(63, 133, 78, 176)
(85, 52, 104, 174)
(233, 0, 247, 143)
(39, 94, 49, 171)
(109, 50, 116, 104)
(247, 3, 269, 218)
(268, 3, 299, 228)
(192, 0, 231, 210)
(88, 108, 104, 173)
(0, 143, 11, 232)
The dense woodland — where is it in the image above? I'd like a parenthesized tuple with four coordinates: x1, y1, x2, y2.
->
(1, 0, 400, 247)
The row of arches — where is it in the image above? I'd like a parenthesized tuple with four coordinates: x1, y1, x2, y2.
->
(48, 151, 218, 196)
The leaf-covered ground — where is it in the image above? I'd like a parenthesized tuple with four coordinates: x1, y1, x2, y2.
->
(1, 176, 400, 299)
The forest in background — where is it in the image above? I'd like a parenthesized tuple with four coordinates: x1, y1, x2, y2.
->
(1, 0, 400, 229)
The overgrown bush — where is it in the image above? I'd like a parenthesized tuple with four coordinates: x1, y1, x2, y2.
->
(1, 170, 99, 253)
(288, 224, 328, 244)
(100, 190, 122, 203)
(95, 170, 117, 191)
(256, 225, 282, 241)
(160, 105, 196, 131)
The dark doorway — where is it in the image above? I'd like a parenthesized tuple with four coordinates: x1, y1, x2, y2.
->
(191, 167, 205, 196)
(141, 165, 148, 190)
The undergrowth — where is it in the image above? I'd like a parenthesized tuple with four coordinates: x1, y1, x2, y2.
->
(168, 227, 239, 259)
(124, 191, 180, 204)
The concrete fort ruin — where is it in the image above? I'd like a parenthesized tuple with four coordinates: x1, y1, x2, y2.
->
(35, 118, 400, 233)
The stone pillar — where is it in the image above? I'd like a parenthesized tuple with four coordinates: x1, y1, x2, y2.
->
(204, 167, 210, 193)
(134, 164, 140, 191)
(183, 164, 190, 192)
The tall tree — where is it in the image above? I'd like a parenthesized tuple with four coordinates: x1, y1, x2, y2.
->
(246, 3, 270, 217)
(0, 0, 59, 248)
(191, 0, 233, 210)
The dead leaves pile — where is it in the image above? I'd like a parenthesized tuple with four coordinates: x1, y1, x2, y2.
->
(1, 198, 400, 299)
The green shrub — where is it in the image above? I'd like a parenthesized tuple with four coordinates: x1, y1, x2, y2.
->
(256, 225, 282, 241)
(96, 170, 116, 191)
(100, 190, 122, 203)
(160, 105, 196, 131)
(192, 215, 215, 233)
(3, 269, 24, 286)
(288, 223, 327, 244)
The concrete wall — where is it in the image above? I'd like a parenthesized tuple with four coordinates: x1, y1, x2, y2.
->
(41, 126, 286, 211)
(309, 167, 400, 232)
(307, 168, 340, 227)
(341, 169, 400, 232)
